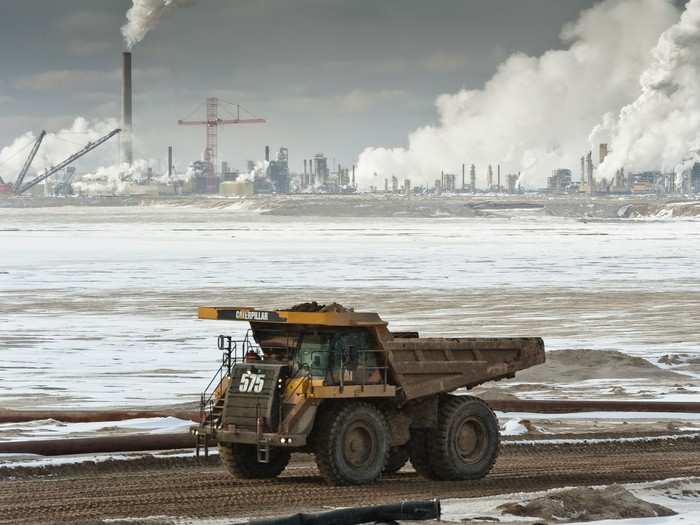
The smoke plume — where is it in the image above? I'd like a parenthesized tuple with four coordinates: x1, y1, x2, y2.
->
(356, 0, 679, 189)
(592, 0, 700, 181)
(122, 0, 195, 49)
(0, 117, 120, 184)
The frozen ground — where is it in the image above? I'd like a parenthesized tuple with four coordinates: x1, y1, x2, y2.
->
(441, 477, 700, 524)
(1, 205, 699, 409)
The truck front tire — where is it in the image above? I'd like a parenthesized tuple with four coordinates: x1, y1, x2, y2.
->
(314, 402, 389, 485)
(429, 395, 499, 480)
(218, 443, 290, 479)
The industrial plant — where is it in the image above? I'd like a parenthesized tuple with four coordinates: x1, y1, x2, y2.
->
(1, 49, 699, 201)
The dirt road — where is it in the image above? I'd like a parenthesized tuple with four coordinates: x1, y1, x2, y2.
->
(1, 436, 699, 524)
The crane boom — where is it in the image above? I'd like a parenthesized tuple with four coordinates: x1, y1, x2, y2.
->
(17, 128, 121, 195)
(14, 130, 47, 193)
(177, 118, 266, 126)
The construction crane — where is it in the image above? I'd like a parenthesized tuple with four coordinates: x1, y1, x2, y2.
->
(177, 97, 265, 180)
(16, 128, 121, 195)
(13, 130, 47, 193)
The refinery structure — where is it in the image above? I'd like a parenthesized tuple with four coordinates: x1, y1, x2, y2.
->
(1, 49, 700, 200)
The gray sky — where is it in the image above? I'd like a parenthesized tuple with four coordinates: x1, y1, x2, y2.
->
(0, 0, 598, 173)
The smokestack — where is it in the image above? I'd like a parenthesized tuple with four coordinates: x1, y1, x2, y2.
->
(462, 163, 465, 190)
(586, 151, 594, 196)
(497, 164, 501, 192)
(265, 146, 270, 162)
(168, 146, 172, 177)
(121, 52, 133, 165)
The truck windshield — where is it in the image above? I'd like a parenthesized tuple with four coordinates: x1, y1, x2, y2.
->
(297, 333, 331, 377)
(296, 330, 379, 384)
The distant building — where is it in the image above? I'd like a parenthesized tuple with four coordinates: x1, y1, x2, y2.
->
(312, 154, 329, 185)
(267, 147, 290, 193)
(190, 160, 219, 194)
(441, 173, 456, 192)
(548, 169, 573, 192)
(628, 171, 667, 194)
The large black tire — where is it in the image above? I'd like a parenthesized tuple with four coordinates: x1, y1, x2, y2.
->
(429, 395, 499, 481)
(383, 445, 409, 474)
(408, 428, 438, 479)
(314, 402, 390, 485)
(218, 442, 291, 479)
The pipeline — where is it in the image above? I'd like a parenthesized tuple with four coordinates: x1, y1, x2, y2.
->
(0, 409, 198, 424)
(3, 401, 698, 425)
(2, 400, 698, 458)
(0, 433, 196, 456)
(488, 399, 700, 414)
(249, 500, 440, 525)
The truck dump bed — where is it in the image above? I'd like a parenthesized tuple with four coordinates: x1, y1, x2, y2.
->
(197, 306, 545, 402)
(383, 336, 544, 401)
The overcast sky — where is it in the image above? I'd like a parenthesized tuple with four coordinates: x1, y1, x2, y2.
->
(0, 0, 603, 173)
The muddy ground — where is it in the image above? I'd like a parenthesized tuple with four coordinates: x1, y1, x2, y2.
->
(1, 436, 698, 524)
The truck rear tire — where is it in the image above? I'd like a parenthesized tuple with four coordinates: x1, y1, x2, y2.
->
(314, 402, 389, 485)
(430, 395, 499, 481)
(218, 443, 290, 479)
(383, 445, 409, 474)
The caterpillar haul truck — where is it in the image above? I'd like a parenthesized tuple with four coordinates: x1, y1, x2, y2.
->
(193, 304, 545, 485)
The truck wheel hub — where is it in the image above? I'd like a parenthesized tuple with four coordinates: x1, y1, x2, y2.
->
(343, 424, 373, 466)
(456, 418, 485, 462)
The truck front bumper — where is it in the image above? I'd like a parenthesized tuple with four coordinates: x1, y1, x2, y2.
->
(217, 428, 308, 447)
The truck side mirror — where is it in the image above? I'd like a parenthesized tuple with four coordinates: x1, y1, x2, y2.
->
(218, 335, 232, 351)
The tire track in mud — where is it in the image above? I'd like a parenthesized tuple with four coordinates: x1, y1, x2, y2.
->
(1, 437, 699, 524)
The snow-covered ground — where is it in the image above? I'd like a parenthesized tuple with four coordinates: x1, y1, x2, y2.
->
(1, 206, 699, 409)
(441, 478, 700, 524)
(0, 415, 192, 442)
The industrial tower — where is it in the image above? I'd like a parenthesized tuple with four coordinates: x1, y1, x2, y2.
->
(178, 98, 266, 178)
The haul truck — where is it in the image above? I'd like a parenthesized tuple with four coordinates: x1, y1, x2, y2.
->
(193, 304, 545, 485)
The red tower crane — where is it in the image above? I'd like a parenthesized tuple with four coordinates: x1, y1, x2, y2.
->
(177, 97, 266, 183)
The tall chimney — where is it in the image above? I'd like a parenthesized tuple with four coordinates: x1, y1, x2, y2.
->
(121, 52, 133, 165)
(462, 163, 465, 190)
(168, 146, 173, 177)
(586, 151, 594, 196)
(265, 145, 270, 162)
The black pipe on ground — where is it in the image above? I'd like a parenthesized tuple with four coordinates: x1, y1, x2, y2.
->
(0, 433, 196, 456)
(248, 500, 441, 525)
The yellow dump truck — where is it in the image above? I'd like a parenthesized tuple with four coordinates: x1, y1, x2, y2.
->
(193, 304, 544, 485)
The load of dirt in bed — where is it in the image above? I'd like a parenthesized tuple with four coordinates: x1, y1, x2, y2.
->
(497, 485, 675, 522)
(510, 349, 685, 383)
(286, 302, 352, 312)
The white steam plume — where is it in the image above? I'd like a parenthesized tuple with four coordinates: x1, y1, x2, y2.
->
(122, 0, 195, 50)
(592, 0, 700, 181)
(0, 117, 120, 184)
(356, 0, 679, 190)
(0, 118, 178, 195)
